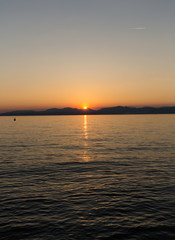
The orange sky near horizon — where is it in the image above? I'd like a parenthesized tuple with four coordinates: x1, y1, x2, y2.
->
(0, 1, 175, 113)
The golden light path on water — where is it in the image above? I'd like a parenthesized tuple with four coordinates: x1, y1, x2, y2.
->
(83, 115, 90, 162)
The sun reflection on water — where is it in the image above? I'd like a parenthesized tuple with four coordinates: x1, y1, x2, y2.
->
(82, 115, 90, 162)
(84, 115, 88, 140)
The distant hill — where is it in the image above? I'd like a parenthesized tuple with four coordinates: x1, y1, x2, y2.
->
(96, 106, 175, 114)
(0, 107, 95, 116)
(0, 106, 175, 116)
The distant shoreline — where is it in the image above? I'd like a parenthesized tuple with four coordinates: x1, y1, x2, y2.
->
(1, 106, 175, 116)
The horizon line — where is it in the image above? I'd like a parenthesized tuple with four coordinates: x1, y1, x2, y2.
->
(1, 105, 175, 115)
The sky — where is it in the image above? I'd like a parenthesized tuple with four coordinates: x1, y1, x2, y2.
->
(0, 0, 175, 112)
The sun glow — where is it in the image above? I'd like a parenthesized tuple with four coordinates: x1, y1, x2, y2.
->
(83, 106, 87, 110)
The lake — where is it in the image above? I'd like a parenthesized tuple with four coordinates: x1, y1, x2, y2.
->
(0, 115, 175, 239)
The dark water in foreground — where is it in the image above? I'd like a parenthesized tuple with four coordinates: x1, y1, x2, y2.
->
(0, 115, 175, 240)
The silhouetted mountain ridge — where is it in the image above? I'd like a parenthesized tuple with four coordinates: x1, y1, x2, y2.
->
(1, 106, 175, 116)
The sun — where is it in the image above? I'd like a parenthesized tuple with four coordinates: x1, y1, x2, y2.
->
(83, 106, 87, 110)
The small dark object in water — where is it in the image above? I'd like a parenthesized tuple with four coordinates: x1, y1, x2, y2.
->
(14, 118, 16, 121)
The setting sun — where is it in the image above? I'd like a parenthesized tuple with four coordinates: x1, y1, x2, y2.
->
(83, 106, 87, 110)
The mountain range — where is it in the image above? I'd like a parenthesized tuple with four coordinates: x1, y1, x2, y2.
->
(1, 106, 175, 116)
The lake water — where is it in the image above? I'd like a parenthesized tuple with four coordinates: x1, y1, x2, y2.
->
(0, 115, 175, 240)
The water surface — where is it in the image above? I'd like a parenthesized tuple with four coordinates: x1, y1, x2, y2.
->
(0, 115, 175, 239)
